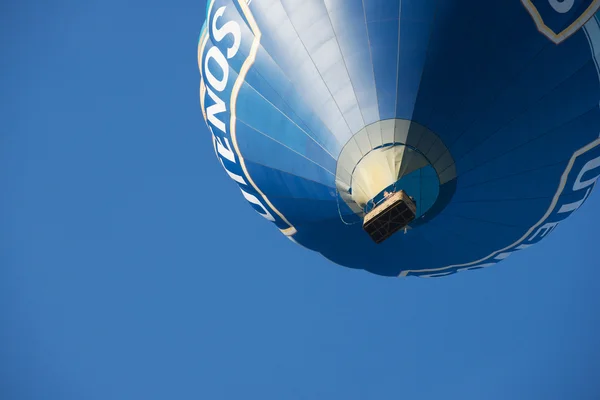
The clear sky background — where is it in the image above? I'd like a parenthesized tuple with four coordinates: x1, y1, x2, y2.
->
(2, 1, 600, 399)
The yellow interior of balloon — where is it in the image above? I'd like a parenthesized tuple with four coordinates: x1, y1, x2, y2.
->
(350, 145, 428, 207)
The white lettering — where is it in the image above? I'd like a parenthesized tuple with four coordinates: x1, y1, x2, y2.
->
(556, 155, 600, 214)
(205, 86, 227, 133)
(573, 155, 600, 190)
(421, 263, 496, 277)
(204, 46, 229, 92)
(240, 188, 276, 222)
(558, 188, 592, 214)
(212, 133, 246, 185)
(212, 6, 241, 59)
(212, 132, 236, 163)
(200, 5, 281, 227)
(494, 252, 512, 260)
(528, 221, 560, 242)
(220, 159, 247, 185)
(515, 243, 533, 250)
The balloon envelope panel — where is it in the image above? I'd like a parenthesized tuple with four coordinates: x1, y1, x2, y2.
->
(199, 0, 600, 277)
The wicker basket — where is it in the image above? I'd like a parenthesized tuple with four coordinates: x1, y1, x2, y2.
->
(363, 190, 416, 243)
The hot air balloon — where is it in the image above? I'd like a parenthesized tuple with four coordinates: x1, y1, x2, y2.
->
(197, 0, 600, 277)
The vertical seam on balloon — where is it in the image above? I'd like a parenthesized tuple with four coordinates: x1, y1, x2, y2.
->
(419, 8, 482, 129)
(405, 2, 439, 125)
(235, 118, 336, 177)
(520, 0, 600, 44)
(396, 4, 442, 167)
(322, 2, 371, 149)
(399, 137, 600, 277)
(215, 20, 344, 159)
(276, 2, 356, 141)
(231, 0, 296, 235)
(393, 1, 402, 124)
(392, 3, 404, 180)
(232, 6, 350, 154)
(360, 0, 384, 148)
(232, 70, 339, 160)
(222, 4, 344, 160)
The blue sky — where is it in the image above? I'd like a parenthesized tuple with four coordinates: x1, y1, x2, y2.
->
(2, 1, 600, 399)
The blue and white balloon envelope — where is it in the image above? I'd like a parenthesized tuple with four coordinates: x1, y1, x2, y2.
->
(198, 0, 600, 277)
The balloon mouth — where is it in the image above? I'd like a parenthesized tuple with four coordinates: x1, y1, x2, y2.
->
(352, 144, 441, 218)
(335, 119, 457, 228)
